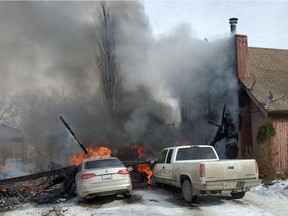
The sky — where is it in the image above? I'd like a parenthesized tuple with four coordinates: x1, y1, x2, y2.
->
(143, 0, 288, 49)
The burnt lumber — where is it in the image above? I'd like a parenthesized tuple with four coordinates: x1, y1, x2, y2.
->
(0, 166, 76, 186)
(60, 116, 88, 154)
(0, 165, 78, 211)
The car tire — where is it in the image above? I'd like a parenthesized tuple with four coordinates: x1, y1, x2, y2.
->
(76, 188, 83, 202)
(182, 179, 198, 203)
(230, 192, 246, 199)
(77, 193, 84, 203)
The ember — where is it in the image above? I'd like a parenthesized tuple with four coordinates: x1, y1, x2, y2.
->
(136, 164, 153, 185)
(68, 146, 111, 165)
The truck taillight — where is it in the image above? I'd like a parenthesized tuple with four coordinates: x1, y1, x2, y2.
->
(200, 164, 205, 177)
(118, 169, 129, 174)
(81, 173, 96, 179)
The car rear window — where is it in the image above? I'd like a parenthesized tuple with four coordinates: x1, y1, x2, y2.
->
(176, 147, 217, 160)
(85, 158, 124, 170)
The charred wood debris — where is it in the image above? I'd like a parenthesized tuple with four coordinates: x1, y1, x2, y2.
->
(0, 161, 148, 212)
(0, 116, 150, 212)
(0, 164, 78, 211)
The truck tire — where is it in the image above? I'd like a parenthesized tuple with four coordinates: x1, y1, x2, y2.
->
(230, 192, 246, 199)
(182, 179, 198, 203)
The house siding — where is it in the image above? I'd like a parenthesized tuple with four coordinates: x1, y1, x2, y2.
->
(246, 101, 288, 172)
(270, 114, 288, 171)
(239, 101, 251, 158)
(250, 101, 266, 152)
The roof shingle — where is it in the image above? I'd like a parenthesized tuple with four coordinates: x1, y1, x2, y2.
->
(241, 47, 288, 112)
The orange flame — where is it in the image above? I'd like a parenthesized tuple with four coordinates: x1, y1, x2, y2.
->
(68, 146, 111, 165)
(137, 164, 153, 185)
(131, 144, 148, 159)
(0, 186, 8, 192)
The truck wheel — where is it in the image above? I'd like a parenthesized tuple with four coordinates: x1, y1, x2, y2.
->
(230, 192, 246, 199)
(182, 180, 197, 203)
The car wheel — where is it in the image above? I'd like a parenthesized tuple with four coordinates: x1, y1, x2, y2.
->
(182, 179, 197, 203)
(76, 192, 84, 203)
(77, 196, 84, 203)
(230, 192, 246, 199)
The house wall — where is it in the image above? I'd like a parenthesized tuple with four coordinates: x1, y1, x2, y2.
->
(270, 114, 288, 171)
(247, 101, 288, 172)
(250, 102, 266, 152)
(0, 124, 26, 161)
(238, 96, 251, 158)
(0, 140, 25, 160)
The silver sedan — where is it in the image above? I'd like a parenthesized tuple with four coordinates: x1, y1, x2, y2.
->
(75, 157, 132, 202)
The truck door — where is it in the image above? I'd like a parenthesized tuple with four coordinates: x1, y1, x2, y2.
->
(153, 149, 174, 184)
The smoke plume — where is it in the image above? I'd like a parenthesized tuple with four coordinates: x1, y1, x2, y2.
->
(0, 1, 238, 168)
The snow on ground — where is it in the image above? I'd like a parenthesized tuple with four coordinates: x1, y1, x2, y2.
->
(1, 180, 288, 216)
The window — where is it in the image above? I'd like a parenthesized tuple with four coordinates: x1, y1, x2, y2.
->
(166, 149, 173, 164)
(157, 150, 168, 163)
(85, 158, 124, 170)
(176, 147, 217, 161)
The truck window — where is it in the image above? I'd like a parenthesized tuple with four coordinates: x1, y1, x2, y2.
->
(166, 149, 173, 164)
(176, 147, 217, 161)
(157, 149, 168, 163)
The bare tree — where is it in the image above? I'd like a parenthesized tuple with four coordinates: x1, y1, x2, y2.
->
(0, 88, 17, 124)
(95, 1, 121, 115)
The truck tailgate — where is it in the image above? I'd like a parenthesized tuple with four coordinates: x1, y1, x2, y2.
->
(203, 159, 258, 181)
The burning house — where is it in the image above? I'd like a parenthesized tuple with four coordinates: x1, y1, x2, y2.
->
(178, 19, 240, 159)
(179, 17, 288, 175)
(201, 17, 288, 172)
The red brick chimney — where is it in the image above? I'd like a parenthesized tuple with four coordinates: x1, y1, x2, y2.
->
(229, 18, 249, 80)
(235, 35, 249, 80)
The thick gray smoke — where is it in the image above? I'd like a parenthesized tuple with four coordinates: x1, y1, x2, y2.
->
(109, 2, 238, 146)
(0, 1, 238, 169)
(0, 1, 96, 94)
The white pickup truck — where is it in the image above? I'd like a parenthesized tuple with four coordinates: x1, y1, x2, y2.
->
(151, 145, 261, 202)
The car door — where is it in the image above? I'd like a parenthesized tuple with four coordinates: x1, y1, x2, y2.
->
(153, 149, 174, 185)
